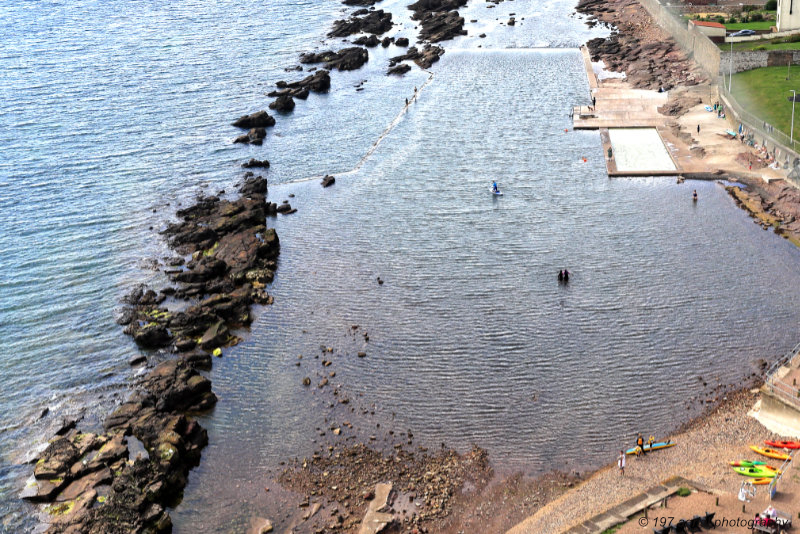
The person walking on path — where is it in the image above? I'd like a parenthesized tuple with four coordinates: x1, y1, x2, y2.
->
(637, 433, 645, 456)
(618, 450, 626, 476)
(697, 124, 700, 134)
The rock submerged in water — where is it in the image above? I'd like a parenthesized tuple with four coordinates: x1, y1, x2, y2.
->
(232, 110, 275, 129)
(234, 127, 267, 145)
(328, 9, 393, 38)
(353, 34, 381, 47)
(300, 47, 369, 71)
(269, 94, 295, 112)
(387, 63, 411, 76)
(241, 159, 270, 169)
(389, 44, 444, 70)
(275, 69, 331, 96)
(408, 0, 468, 43)
(321, 175, 336, 187)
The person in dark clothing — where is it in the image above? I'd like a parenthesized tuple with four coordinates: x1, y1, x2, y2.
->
(697, 124, 700, 134)
(563, 269, 569, 282)
(637, 433, 645, 455)
(558, 270, 564, 282)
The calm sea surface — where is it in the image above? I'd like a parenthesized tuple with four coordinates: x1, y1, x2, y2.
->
(2, 0, 799, 532)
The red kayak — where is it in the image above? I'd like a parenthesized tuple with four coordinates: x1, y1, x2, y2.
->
(765, 440, 800, 450)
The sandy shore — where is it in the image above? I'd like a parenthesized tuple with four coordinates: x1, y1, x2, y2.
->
(505, 389, 790, 534)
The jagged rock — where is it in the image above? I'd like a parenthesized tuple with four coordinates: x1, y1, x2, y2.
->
(329, 10, 392, 37)
(395, 37, 409, 47)
(389, 44, 444, 69)
(300, 47, 369, 71)
(321, 175, 336, 187)
(408, 0, 468, 42)
(234, 127, 267, 145)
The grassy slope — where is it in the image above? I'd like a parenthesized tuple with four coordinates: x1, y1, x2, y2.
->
(725, 21, 776, 30)
(728, 40, 800, 51)
(731, 66, 800, 136)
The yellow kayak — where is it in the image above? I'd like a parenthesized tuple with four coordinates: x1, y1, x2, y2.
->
(750, 445, 792, 461)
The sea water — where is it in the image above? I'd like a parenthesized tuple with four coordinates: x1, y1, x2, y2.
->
(2, 0, 800, 532)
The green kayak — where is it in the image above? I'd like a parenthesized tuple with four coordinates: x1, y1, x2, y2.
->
(731, 465, 777, 478)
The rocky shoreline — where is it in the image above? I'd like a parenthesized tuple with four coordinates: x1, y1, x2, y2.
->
(23, 174, 280, 533)
(22, 0, 483, 531)
(576, 0, 707, 90)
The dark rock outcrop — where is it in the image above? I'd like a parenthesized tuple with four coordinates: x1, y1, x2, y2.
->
(29, 176, 280, 533)
(389, 44, 444, 70)
(269, 94, 296, 112)
(233, 127, 267, 145)
(387, 63, 411, 76)
(241, 159, 270, 169)
(232, 111, 275, 129)
(408, 0, 468, 43)
(274, 70, 331, 99)
(300, 47, 369, 71)
(353, 34, 381, 47)
(321, 175, 336, 187)
(395, 37, 410, 47)
(328, 9, 392, 38)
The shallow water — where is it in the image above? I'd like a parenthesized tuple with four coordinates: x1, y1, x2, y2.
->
(2, 0, 800, 532)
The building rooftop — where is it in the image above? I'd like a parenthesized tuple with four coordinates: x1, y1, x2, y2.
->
(690, 20, 726, 28)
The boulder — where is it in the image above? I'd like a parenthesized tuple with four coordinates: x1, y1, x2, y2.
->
(133, 324, 171, 349)
(199, 320, 228, 350)
(354, 34, 381, 47)
(269, 94, 295, 112)
(232, 111, 275, 129)
(234, 127, 267, 145)
(395, 37, 410, 47)
(387, 64, 411, 76)
(241, 159, 270, 169)
(321, 175, 336, 187)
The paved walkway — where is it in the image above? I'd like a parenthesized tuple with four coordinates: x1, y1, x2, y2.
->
(573, 46, 792, 181)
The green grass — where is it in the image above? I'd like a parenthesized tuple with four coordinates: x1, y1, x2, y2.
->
(725, 40, 800, 51)
(730, 66, 800, 137)
(725, 20, 775, 30)
(676, 487, 692, 497)
(601, 526, 622, 534)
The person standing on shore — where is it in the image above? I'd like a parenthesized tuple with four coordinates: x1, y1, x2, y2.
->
(636, 433, 645, 456)
(697, 124, 700, 134)
(618, 450, 626, 476)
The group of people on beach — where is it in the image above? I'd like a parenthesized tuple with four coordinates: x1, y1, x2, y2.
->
(618, 433, 655, 475)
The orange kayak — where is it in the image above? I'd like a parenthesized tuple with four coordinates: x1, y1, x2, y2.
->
(750, 445, 792, 461)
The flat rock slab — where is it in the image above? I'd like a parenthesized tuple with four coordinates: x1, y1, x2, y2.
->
(56, 467, 112, 502)
(358, 482, 394, 534)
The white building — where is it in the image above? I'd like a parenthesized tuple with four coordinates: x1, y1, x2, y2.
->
(777, 0, 800, 32)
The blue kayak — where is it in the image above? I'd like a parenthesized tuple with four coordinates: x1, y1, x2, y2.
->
(626, 440, 676, 455)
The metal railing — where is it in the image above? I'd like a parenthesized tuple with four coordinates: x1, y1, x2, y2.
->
(768, 453, 793, 501)
(764, 341, 800, 409)
(720, 87, 800, 154)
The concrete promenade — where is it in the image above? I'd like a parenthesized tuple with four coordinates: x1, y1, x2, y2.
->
(573, 46, 788, 181)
